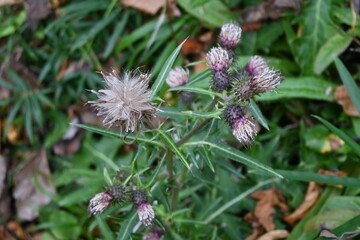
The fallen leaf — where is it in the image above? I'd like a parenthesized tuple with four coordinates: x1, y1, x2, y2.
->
(258, 229, 289, 240)
(122, 0, 165, 15)
(284, 182, 322, 225)
(181, 38, 203, 55)
(319, 229, 338, 239)
(251, 188, 288, 231)
(53, 117, 83, 155)
(0, 0, 22, 7)
(334, 85, 360, 117)
(25, 0, 51, 30)
(244, 212, 264, 240)
(0, 225, 11, 240)
(56, 60, 91, 81)
(0, 155, 11, 220)
(317, 169, 347, 177)
(6, 221, 27, 240)
(13, 149, 55, 221)
(241, 0, 300, 24)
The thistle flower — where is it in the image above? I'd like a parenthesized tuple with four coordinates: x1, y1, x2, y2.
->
(132, 189, 155, 227)
(88, 192, 113, 216)
(219, 23, 242, 49)
(88, 70, 156, 132)
(88, 185, 130, 216)
(211, 72, 231, 92)
(223, 104, 257, 145)
(166, 67, 189, 88)
(245, 56, 283, 94)
(206, 47, 232, 73)
(245, 55, 269, 76)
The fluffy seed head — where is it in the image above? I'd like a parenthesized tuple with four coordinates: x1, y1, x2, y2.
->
(88, 70, 156, 132)
(132, 190, 155, 227)
(88, 192, 113, 216)
(211, 72, 231, 92)
(206, 47, 232, 73)
(219, 23, 242, 49)
(223, 104, 257, 145)
(166, 67, 189, 88)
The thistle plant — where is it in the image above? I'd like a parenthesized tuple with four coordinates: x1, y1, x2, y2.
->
(84, 22, 284, 239)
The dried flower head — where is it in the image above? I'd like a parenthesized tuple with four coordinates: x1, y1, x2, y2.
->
(245, 56, 283, 94)
(206, 47, 232, 73)
(166, 67, 189, 88)
(88, 70, 156, 132)
(219, 23, 242, 49)
(223, 104, 257, 145)
(132, 189, 155, 227)
(88, 192, 113, 216)
(211, 72, 231, 92)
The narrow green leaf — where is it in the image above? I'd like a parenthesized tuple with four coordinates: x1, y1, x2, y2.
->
(316, 215, 360, 240)
(151, 38, 187, 100)
(183, 141, 283, 179)
(116, 211, 138, 240)
(313, 115, 360, 157)
(199, 146, 215, 172)
(177, 0, 233, 27)
(156, 129, 191, 171)
(168, 86, 222, 98)
(73, 123, 164, 147)
(314, 33, 352, 74)
(102, 12, 129, 59)
(71, 9, 120, 51)
(248, 100, 269, 130)
(335, 58, 360, 114)
(180, 110, 222, 119)
(256, 77, 336, 102)
(204, 179, 275, 223)
(3, 100, 22, 140)
(24, 99, 34, 142)
(277, 170, 360, 187)
(96, 217, 114, 240)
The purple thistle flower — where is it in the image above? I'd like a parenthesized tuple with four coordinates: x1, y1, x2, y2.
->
(166, 67, 189, 88)
(88, 192, 113, 216)
(132, 189, 155, 227)
(206, 47, 232, 73)
(88, 70, 156, 132)
(223, 104, 257, 145)
(219, 23, 242, 49)
(245, 56, 283, 94)
(142, 227, 164, 240)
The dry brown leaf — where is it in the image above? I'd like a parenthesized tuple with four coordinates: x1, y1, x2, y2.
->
(181, 38, 203, 55)
(258, 230, 289, 240)
(0, 155, 11, 220)
(251, 188, 288, 231)
(0, 155, 6, 195)
(6, 221, 27, 240)
(318, 169, 347, 177)
(13, 149, 55, 221)
(0, 0, 22, 7)
(25, 0, 51, 30)
(53, 117, 83, 155)
(122, 0, 165, 15)
(284, 182, 321, 225)
(244, 212, 264, 240)
(334, 85, 360, 117)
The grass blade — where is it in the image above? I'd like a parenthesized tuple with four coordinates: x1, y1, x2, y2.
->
(151, 38, 187, 100)
(313, 115, 360, 157)
(248, 100, 269, 130)
(334, 57, 360, 114)
(277, 170, 360, 187)
(168, 86, 222, 98)
(73, 123, 164, 147)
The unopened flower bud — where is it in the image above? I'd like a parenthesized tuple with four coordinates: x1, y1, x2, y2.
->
(219, 23, 242, 49)
(206, 47, 232, 73)
(223, 104, 257, 145)
(166, 67, 189, 88)
(88, 192, 113, 216)
(107, 185, 129, 203)
(245, 56, 268, 76)
(212, 72, 231, 92)
(132, 190, 155, 227)
(232, 71, 254, 102)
